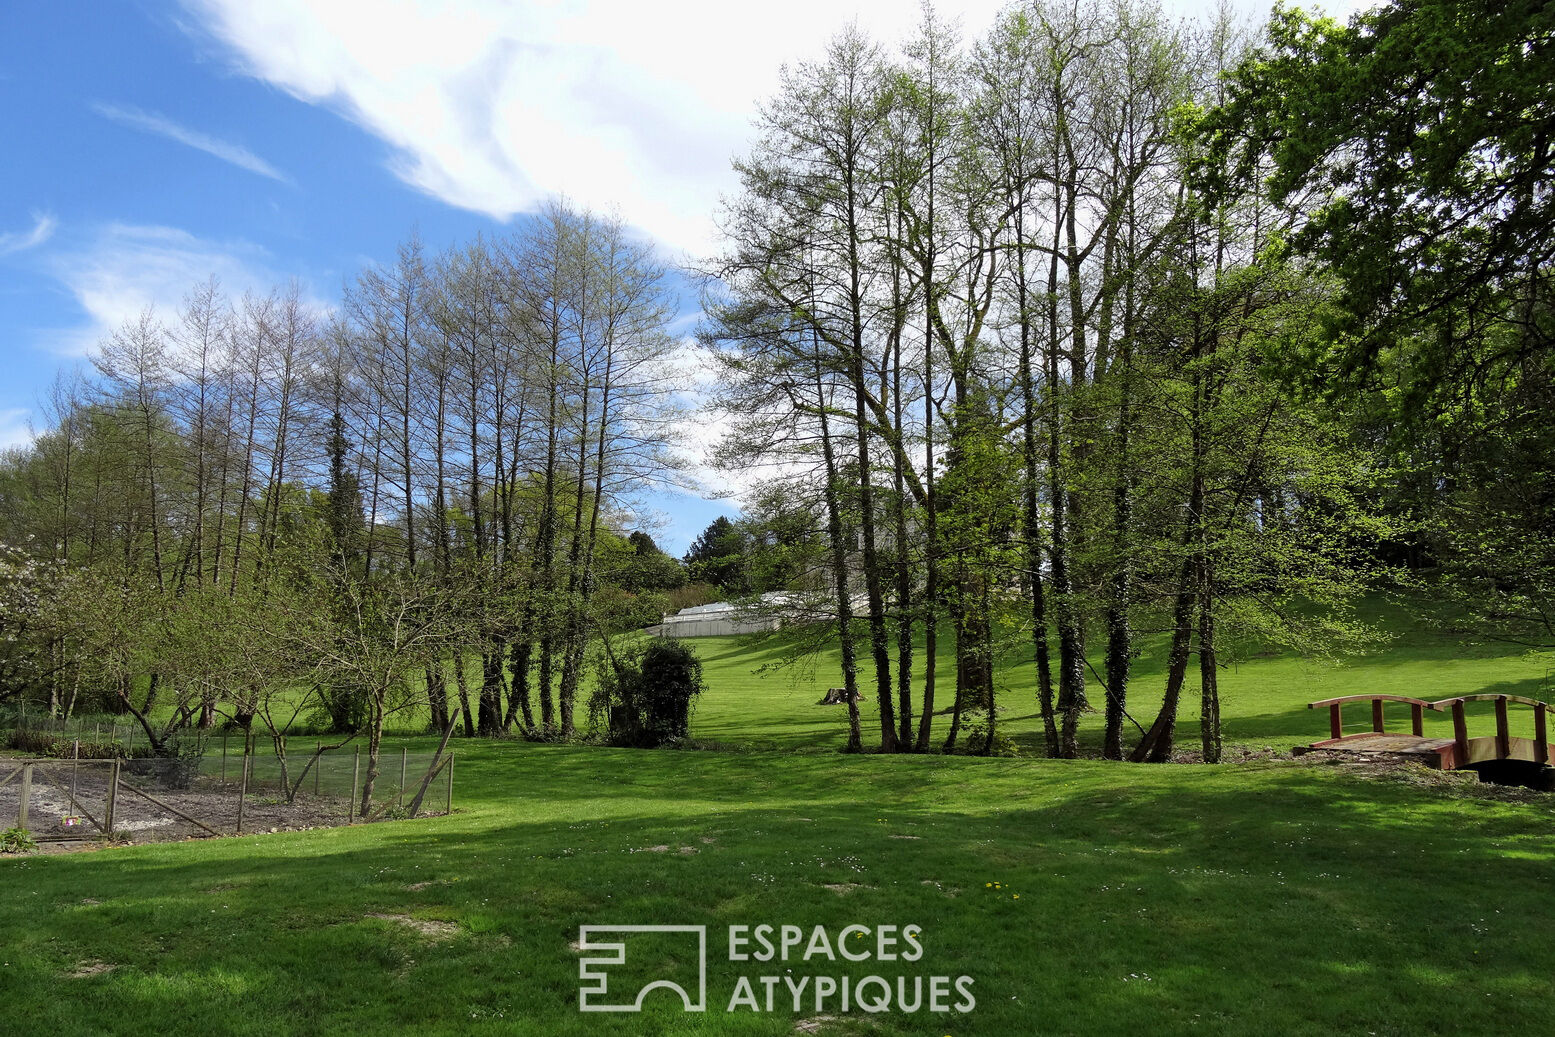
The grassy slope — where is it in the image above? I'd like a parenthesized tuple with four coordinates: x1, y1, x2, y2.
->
(690, 596, 1555, 752)
(2, 597, 1554, 1036)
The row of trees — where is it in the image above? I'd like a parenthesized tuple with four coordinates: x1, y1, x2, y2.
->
(2, 0, 1546, 770)
(705, 0, 1550, 760)
(0, 202, 696, 796)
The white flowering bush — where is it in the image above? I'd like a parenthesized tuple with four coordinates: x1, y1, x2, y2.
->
(0, 541, 57, 706)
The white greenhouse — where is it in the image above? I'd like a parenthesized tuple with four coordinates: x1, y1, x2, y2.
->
(642, 598, 782, 638)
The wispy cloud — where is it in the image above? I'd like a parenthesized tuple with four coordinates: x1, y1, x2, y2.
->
(42, 222, 309, 355)
(0, 211, 57, 255)
(0, 408, 33, 451)
(176, 0, 1008, 259)
(91, 101, 291, 184)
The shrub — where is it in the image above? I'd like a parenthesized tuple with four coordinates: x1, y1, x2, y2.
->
(4, 728, 164, 760)
(4, 726, 57, 755)
(121, 737, 207, 788)
(592, 639, 706, 748)
(0, 826, 37, 854)
(953, 717, 1021, 758)
(44, 739, 123, 760)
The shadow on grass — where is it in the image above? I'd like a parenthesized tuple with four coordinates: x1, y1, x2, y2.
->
(4, 747, 1553, 1036)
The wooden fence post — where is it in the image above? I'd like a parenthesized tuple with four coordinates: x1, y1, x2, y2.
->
(236, 748, 250, 835)
(105, 760, 118, 835)
(71, 740, 80, 817)
(314, 743, 322, 796)
(1495, 696, 1511, 759)
(1329, 703, 1343, 740)
(18, 763, 31, 830)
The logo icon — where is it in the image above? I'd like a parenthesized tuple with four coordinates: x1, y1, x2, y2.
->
(577, 925, 708, 1013)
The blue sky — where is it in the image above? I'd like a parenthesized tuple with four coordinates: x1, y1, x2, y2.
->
(0, 0, 1329, 552)
(0, 0, 778, 551)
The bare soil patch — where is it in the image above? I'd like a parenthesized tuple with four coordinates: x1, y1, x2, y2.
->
(366, 913, 460, 941)
(0, 757, 418, 851)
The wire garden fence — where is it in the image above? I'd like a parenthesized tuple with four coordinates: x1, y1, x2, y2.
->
(0, 740, 454, 845)
(1, 707, 177, 758)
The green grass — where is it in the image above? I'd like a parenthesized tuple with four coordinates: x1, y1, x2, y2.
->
(2, 744, 1553, 1035)
(3, 595, 1554, 1035)
(689, 595, 1555, 752)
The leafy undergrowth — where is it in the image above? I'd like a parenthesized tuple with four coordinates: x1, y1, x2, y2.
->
(2, 742, 1553, 1035)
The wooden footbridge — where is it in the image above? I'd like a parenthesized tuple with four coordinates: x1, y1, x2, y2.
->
(1298, 693, 1554, 773)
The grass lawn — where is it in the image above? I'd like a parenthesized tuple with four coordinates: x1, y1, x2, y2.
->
(689, 595, 1555, 753)
(2, 597, 1553, 1035)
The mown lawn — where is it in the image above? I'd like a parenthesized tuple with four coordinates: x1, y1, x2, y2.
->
(688, 595, 1555, 753)
(2, 596, 1554, 1035)
(2, 745, 1554, 1035)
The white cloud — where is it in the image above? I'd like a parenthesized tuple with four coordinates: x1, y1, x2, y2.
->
(0, 408, 32, 451)
(177, 0, 1009, 259)
(43, 223, 302, 355)
(665, 335, 738, 491)
(91, 102, 291, 183)
(0, 211, 56, 255)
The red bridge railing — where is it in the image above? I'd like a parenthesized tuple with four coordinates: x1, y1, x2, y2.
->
(1429, 694, 1550, 767)
(1307, 694, 1433, 740)
(1307, 693, 1551, 766)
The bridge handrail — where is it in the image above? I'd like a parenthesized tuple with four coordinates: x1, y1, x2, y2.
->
(1307, 695, 1438, 709)
(1427, 695, 1549, 765)
(1427, 694, 1550, 710)
(1304, 694, 1552, 768)
(1306, 694, 1435, 740)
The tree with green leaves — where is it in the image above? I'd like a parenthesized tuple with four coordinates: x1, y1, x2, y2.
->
(682, 516, 749, 593)
(1208, 0, 1555, 648)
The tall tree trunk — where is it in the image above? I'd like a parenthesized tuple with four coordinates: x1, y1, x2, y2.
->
(1046, 189, 1087, 758)
(844, 152, 898, 754)
(507, 640, 536, 734)
(1130, 557, 1196, 764)
(479, 651, 505, 737)
(1199, 558, 1222, 763)
(814, 348, 863, 753)
(888, 204, 915, 750)
(359, 705, 384, 818)
(452, 655, 477, 739)
(1103, 333, 1135, 760)
(426, 662, 450, 733)
(1014, 211, 1060, 757)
